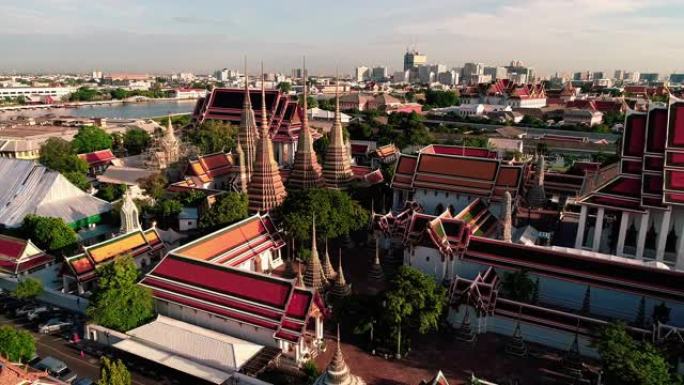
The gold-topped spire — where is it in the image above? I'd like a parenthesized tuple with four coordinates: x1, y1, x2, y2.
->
(289, 56, 323, 190)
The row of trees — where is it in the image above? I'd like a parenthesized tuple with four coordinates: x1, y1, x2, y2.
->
(347, 111, 433, 150)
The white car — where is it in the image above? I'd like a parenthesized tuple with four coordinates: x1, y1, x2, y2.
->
(26, 305, 52, 321)
(39, 318, 73, 334)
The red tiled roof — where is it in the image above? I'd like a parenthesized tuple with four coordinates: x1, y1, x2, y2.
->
(173, 214, 285, 266)
(78, 149, 116, 167)
(0, 236, 25, 259)
(0, 235, 53, 275)
(140, 254, 316, 343)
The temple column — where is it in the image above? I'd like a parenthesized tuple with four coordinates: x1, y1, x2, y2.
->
(636, 211, 651, 260)
(592, 207, 605, 252)
(575, 205, 588, 249)
(616, 211, 630, 257)
(676, 224, 684, 271)
(655, 209, 672, 261)
(315, 316, 323, 340)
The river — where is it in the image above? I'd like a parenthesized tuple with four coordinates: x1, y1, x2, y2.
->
(0, 99, 197, 121)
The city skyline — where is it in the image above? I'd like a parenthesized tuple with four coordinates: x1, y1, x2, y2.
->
(1, 0, 684, 75)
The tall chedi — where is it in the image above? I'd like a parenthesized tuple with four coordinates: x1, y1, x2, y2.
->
(238, 58, 258, 182)
(323, 73, 353, 189)
(288, 58, 323, 189)
(313, 326, 366, 385)
(247, 64, 287, 214)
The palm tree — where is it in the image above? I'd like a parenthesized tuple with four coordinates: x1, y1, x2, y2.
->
(501, 270, 535, 302)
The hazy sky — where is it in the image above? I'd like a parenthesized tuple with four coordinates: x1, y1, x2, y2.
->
(1, 0, 683, 76)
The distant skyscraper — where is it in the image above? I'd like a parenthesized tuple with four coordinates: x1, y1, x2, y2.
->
(484, 66, 508, 80)
(625, 71, 640, 83)
(462, 62, 484, 78)
(418, 66, 435, 84)
(640, 73, 660, 83)
(437, 70, 459, 86)
(670, 73, 684, 84)
(392, 70, 410, 83)
(371, 66, 388, 81)
(614, 70, 625, 80)
(355, 66, 369, 82)
(592, 71, 605, 80)
(403, 49, 427, 71)
(506, 60, 534, 82)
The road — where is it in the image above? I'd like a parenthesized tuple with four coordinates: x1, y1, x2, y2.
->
(0, 313, 162, 385)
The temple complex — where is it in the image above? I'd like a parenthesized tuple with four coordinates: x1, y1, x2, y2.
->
(288, 64, 323, 190)
(247, 71, 287, 214)
(119, 187, 140, 234)
(238, 61, 258, 181)
(144, 115, 182, 170)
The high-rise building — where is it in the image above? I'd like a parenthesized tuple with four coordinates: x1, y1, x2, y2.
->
(640, 73, 660, 83)
(592, 71, 605, 81)
(437, 70, 459, 86)
(670, 74, 684, 84)
(418, 66, 435, 84)
(484, 66, 508, 80)
(392, 70, 410, 83)
(625, 71, 640, 83)
(214, 68, 229, 82)
(371, 66, 388, 81)
(614, 70, 625, 80)
(506, 60, 534, 82)
(355, 66, 369, 82)
(403, 49, 427, 71)
(462, 62, 484, 78)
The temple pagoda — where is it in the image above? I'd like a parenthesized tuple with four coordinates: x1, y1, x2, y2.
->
(367, 240, 386, 295)
(322, 77, 354, 189)
(502, 191, 513, 242)
(504, 320, 527, 356)
(247, 69, 287, 214)
(321, 240, 337, 281)
(330, 250, 351, 300)
(288, 62, 323, 190)
(304, 217, 327, 292)
(238, 59, 258, 181)
(526, 155, 546, 208)
(313, 327, 366, 385)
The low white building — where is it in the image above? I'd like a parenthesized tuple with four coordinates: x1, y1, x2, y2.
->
(0, 86, 75, 99)
(563, 108, 603, 126)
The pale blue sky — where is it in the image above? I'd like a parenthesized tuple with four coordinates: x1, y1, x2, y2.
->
(1, 0, 682, 75)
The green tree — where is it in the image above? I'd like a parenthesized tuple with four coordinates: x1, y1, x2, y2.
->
(71, 125, 113, 154)
(39, 138, 89, 175)
(21, 214, 78, 252)
(463, 136, 489, 148)
(188, 120, 236, 154)
(595, 322, 676, 385)
(302, 360, 320, 385)
(69, 87, 101, 102)
(424, 89, 460, 108)
(137, 173, 167, 200)
(200, 192, 248, 230)
(501, 270, 535, 302)
(87, 255, 155, 332)
(383, 266, 447, 349)
(63, 171, 91, 190)
(99, 357, 131, 385)
(306, 95, 318, 109)
(123, 128, 152, 155)
(13, 277, 43, 300)
(279, 188, 369, 242)
(148, 199, 183, 226)
(109, 88, 128, 100)
(277, 82, 292, 93)
(0, 325, 35, 362)
(96, 184, 127, 202)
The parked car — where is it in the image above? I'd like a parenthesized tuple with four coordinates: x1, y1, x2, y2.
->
(14, 303, 40, 317)
(27, 353, 41, 368)
(73, 378, 94, 385)
(0, 296, 21, 311)
(26, 305, 54, 321)
(34, 356, 77, 383)
(39, 318, 74, 334)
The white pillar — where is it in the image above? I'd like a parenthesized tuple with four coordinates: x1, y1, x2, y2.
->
(655, 210, 672, 261)
(616, 211, 630, 256)
(315, 316, 323, 340)
(636, 211, 651, 260)
(592, 207, 605, 252)
(676, 224, 684, 271)
(575, 205, 588, 249)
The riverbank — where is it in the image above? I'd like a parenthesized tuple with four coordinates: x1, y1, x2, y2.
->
(0, 99, 197, 121)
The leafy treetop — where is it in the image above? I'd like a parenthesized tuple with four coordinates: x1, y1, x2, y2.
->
(279, 188, 369, 242)
(0, 325, 36, 362)
(86, 255, 155, 332)
(199, 192, 248, 231)
(21, 214, 78, 252)
(99, 357, 132, 385)
(13, 277, 43, 300)
(71, 125, 113, 154)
